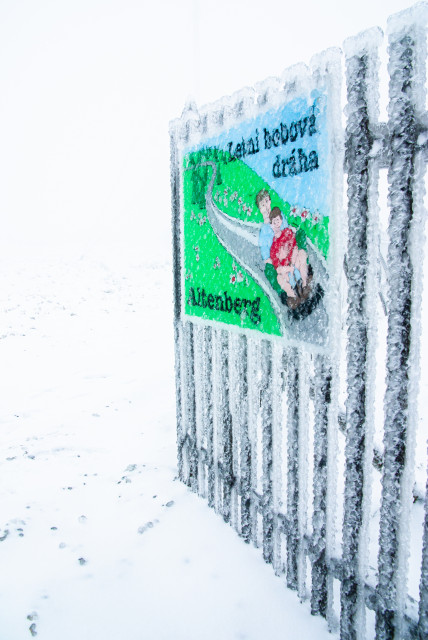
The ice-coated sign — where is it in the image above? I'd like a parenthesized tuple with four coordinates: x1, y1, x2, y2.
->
(181, 89, 333, 347)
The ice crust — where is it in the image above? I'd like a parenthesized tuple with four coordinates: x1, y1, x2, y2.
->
(171, 10, 428, 638)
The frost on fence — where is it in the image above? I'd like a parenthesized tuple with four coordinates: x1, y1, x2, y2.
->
(170, 44, 343, 630)
(169, 4, 428, 640)
(342, 25, 382, 640)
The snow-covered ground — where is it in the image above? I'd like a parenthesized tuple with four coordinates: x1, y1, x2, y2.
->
(0, 252, 335, 640)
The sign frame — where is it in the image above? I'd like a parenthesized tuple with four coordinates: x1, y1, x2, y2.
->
(173, 52, 343, 353)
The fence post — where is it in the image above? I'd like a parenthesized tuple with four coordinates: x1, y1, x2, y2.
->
(341, 29, 381, 639)
(203, 326, 215, 508)
(419, 451, 428, 638)
(183, 320, 198, 491)
(311, 354, 332, 617)
(261, 339, 274, 564)
(249, 340, 261, 548)
(218, 330, 233, 522)
(169, 124, 184, 481)
(237, 333, 252, 543)
(376, 9, 428, 638)
(286, 346, 299, 590)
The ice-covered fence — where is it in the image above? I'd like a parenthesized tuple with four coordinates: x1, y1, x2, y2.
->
(170, 4, 428, 639)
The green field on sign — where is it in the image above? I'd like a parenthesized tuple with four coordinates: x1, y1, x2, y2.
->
(182, 147, 329, 337)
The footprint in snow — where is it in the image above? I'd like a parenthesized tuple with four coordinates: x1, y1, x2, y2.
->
(137, 520, 159, 535)
(0, 530, 9, 542)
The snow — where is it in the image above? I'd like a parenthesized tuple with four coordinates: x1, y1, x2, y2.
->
(0, 252, 335, 640)
(1, 2, 427, 637)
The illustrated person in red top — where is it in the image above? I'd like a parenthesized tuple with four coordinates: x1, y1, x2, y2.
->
(269, 207, 309, 300)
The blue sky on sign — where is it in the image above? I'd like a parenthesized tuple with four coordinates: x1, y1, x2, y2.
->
(187, 91, 330, 216)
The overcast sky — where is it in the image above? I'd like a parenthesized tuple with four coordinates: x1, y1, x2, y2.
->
(0, 0, 420, 261)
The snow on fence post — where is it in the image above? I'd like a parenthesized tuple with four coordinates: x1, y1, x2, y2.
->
(236, 332, 252, 542)
(183, 320, 198, 491)
(171, 104, 203, 492)
(286, 345, 300, 591)
(195, 114, 214, 506)
(260, 338, 274, 564)
(217, 329, 234, 523)
(199, 106, 224, 511)
(249, 340, 261, 549)
(420, 452, 428, 637)
(341, 28, 382, 640)
(377, 6, 428, 640)
(230, 89, 256, 539)
(169, 121, 184, 483)
(311, 353, 332, 617)
(203, 325, 215, 507)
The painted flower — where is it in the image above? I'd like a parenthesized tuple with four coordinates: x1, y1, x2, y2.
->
(237, 271, 244, 283)
(230, 274, 237, 284)
(313, 210, 322, 224)
(196, 254, 200, 262)
(301, 210, 308, 220)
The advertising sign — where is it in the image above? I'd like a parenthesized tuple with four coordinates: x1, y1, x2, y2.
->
(180, 87, 334, 347)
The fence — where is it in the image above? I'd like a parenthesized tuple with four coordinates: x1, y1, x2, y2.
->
(169, 4, 428, 639)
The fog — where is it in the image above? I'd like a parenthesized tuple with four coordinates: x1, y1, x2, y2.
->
(0, 0, 417, 261)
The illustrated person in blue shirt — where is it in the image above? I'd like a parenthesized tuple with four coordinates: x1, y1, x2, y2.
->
(256, 189, 288, 263)
(255, 189, 309, 305)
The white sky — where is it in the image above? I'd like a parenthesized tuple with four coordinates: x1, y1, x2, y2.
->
(0, 0, 420, 261)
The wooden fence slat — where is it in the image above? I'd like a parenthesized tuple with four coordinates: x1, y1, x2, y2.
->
(272, 344, 285, 576)
(237, 334, 252, 543)
(341, 41, 374, 640)
(286, 346, 299, 590)
(203, 326, 215, 508)
(261, 339, 274, 564)
(169, 126, 185, 484)
(184, 320, 198, 492)
(249, 340, 261, 548)
(218, 329, 233, 523)
(419, 449, 428, 637)
(376, 25, 420, 640)
(311, 354, 332, 617)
